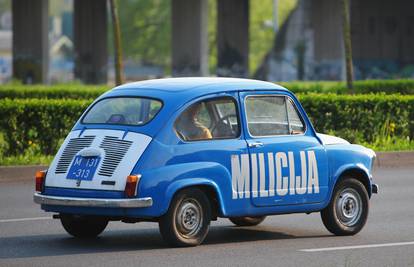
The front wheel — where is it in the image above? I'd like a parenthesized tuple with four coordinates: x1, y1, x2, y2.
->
(159, 188, 211, 247)
(321, 178, 369, 235)
(60, 214, 108, 238)
(229, 216, 266, 227)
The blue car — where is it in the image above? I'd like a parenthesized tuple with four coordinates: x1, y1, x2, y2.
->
(34, 77, 378, 246)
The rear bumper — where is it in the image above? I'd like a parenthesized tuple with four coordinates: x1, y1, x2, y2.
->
(33, 192, 153, 208)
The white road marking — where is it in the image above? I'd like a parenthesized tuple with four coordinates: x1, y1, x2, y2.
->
(0, 216, 51, 223)
(300, 241, 414, 252)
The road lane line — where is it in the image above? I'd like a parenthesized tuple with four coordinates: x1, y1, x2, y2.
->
(300, 241, 414, 252)
(0, 216, 51, 223)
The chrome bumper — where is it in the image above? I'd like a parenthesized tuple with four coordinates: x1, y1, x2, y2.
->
(33, 192, 153, 208)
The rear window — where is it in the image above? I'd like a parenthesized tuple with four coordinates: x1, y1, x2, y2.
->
(82, 97, 162, 126)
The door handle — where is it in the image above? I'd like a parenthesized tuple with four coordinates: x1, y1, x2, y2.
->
(248, 142, 264, 148)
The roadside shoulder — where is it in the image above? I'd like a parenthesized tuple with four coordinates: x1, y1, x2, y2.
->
(375, 151, 414, 168)
(0, 165, 48, 182)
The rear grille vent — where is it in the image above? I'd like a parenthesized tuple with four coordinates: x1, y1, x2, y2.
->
(55, 135, 95, 174)
(98, 136, 132, 177)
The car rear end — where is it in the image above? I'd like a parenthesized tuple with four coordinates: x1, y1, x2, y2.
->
(34, 95, 163, 218)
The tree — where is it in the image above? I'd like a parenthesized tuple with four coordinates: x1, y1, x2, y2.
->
(115, 0, 171, 68)
(341, 0, 354, 92)
(109, 0, 124, 85)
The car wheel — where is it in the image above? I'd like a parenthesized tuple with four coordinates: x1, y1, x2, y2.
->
(229, 216, 266, 226)
(159, 188, 211, 247)
(321, 177, 369, 235)
(60, 214, 108, 238)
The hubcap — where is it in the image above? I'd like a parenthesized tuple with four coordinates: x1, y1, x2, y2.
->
(335, 188, 362, 227)
(175, 198, 203, 238)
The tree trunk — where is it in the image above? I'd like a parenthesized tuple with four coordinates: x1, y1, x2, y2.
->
(341, 0, 354, 93)
(109, 0, 124, 85)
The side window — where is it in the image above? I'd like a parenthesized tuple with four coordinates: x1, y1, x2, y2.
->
(174, 97, 240, 141)
(245, 96, 289, 136)
(287, 99, 305, 134)
(245, 95, 305, 137)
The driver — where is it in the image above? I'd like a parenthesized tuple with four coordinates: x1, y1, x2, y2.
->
(175, 103, 212, 141)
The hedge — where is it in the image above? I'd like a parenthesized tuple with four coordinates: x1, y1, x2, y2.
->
(0, 84, 109, 99)
(1, 79, 414, 100)
(281, 79, 414, 94)
(0, 94, 413, 157)
(297, 94, 414, 144)
(0, 98, 92, 155)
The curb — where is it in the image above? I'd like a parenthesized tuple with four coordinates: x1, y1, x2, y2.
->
(375, 151, 414, 168)
(0, 165, 48, 182)
(0, 152, 413, 182)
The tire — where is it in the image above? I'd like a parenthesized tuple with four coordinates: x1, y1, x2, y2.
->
(321, 178, 369, 236)
(229, 216, 266, 227)
(159, 188, 211, 247)
(60, 214, 108, 238)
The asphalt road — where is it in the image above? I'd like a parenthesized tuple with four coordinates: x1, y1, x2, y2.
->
(0, 167, 413, 267)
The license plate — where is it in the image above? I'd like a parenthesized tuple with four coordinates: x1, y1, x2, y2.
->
(67, 156, 100, 181)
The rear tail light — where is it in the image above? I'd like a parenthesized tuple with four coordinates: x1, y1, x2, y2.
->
(35, 170, 47, 192)
(125, 175, 140, 198)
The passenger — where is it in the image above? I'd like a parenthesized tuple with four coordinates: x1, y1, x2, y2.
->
(176, 103, 212, 141)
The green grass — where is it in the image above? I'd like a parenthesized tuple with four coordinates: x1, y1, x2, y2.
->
(362, 139, 414, 152)
(361, 136, 414, 152)
(0, 154, 53, 166)
(357, 117, 414, 151)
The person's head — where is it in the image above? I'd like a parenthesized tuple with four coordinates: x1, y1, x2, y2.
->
(185, 103, 202, 120)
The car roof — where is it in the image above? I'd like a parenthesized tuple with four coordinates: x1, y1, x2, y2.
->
(76, 78, 294, 137)
(108, 77, 288, 101)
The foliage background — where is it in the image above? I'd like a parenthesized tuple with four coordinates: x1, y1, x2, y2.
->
(112, 0, 297, 75)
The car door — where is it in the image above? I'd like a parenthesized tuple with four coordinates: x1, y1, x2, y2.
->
(239, 91, 329, 207)
(172, 93, 252, 214)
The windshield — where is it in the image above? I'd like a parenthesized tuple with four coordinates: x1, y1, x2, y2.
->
(82, 97, 162, 126)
